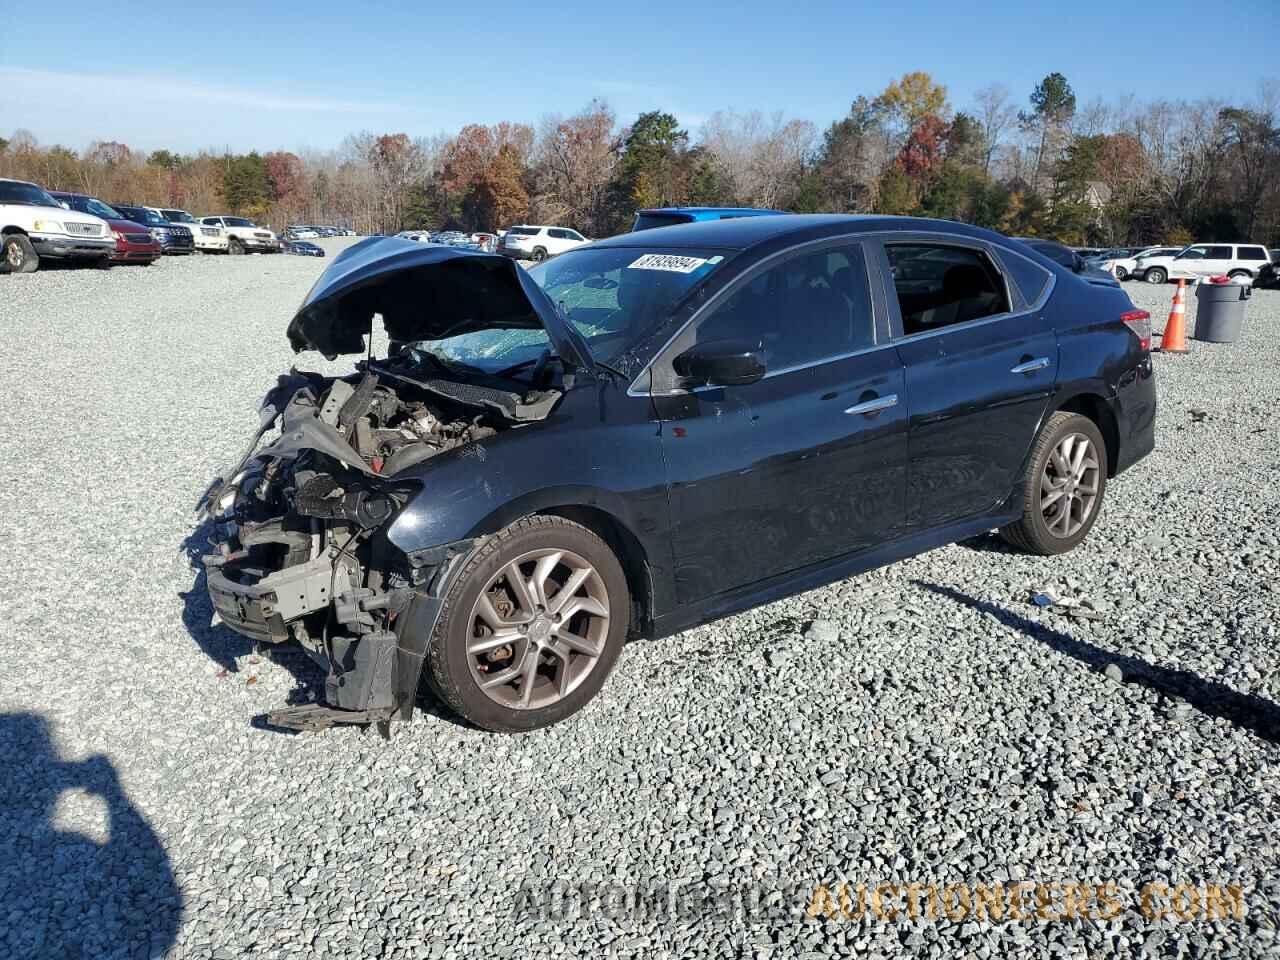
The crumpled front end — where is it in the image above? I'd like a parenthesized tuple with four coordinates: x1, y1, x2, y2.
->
(197, 361, 557, 730)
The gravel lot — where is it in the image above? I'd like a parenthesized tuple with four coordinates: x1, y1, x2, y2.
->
(2, 244, 1278, 959)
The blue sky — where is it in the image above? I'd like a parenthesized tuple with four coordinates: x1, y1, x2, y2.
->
(3, 0, 1276, 154)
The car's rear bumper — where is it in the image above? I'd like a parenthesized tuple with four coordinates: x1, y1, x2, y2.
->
(499, 247, 531, 260)
(30, 235, 113, 259)
(1113, 355, 1156, 475)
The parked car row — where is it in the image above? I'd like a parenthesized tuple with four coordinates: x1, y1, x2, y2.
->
(0, 176, 327, 273)
(285, 225, 353, 240)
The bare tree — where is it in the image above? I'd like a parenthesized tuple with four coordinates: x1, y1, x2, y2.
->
(973, 84, 1017, 174)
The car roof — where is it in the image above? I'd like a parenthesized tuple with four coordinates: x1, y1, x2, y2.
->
(638, 206, 784, 216)
(594, 214, 1010, 252)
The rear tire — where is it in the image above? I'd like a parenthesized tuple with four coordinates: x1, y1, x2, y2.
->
(531, 246, 548, 262)
(1227, 269, 1251, 281)
(424, 515, 629, 732)
(3, 234, 39, 273)
(999, 411, 1108, 556)
(1144, 267, 1167, 284)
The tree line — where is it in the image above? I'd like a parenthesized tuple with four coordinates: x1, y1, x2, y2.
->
(2, 71, 1276, 245)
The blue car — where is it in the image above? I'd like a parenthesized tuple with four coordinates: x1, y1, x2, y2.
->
(632, 206, 784, 232)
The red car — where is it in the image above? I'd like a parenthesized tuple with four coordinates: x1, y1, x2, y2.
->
(50, 191, 162, 265)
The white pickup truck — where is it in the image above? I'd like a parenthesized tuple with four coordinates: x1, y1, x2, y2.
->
(199, 215, 280, 255)
(1, 177, 114, 272)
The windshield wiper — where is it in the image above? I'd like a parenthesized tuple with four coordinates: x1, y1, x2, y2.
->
(495, 350, 556, 379)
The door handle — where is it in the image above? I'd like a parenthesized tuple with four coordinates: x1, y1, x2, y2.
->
(844, 393, 898, 416)
(1010, 357, 1050, 374)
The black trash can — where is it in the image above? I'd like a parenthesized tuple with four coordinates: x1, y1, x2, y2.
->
(1194, 281, 1251, 343)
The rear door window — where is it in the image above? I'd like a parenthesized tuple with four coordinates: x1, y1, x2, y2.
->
(1205, 245, 1233, 260)
(885, 244, 1011, 336)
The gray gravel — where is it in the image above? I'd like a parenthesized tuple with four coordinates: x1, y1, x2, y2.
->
(2, 249, 1279, 959)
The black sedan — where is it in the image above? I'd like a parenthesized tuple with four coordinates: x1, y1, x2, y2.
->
(198, 216, 1156, 734)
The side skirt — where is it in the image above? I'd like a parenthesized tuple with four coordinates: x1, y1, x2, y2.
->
(649, 506, 1021, 640)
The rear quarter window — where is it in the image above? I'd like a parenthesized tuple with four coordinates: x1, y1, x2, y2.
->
(1238, 246, 1268, 261)
(996, 247, 1053, 306)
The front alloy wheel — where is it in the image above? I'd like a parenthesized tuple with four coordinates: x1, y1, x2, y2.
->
(1145, 267, 1167, 284)
(466, 548, 610, 711)
(999, 411, 1108, 555)
(425, 515, 629, 732)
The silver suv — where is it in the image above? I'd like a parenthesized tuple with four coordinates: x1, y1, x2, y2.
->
(1135, 243, 1271, 284)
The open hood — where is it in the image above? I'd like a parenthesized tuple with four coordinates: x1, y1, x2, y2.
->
(286, 237, 592, 369)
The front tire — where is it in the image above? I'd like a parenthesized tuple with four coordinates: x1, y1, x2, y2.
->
(228, 237, 245, 255)
(424, 515, 629, 732)
(3, 234, 39, 273)
(1144, 267, 1167, 284)
(1113, 265, 1128, 280)
(999, 411, 1108, 556)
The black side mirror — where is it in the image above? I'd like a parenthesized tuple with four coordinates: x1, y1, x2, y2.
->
(672, 339, 767, 387)
(1071, 253, 1086, 273)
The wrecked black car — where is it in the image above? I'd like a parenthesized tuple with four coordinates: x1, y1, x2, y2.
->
(200, 217, 1154, 734)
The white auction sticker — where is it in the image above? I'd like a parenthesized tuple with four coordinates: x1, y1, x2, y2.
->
(627, 253, 709, 273)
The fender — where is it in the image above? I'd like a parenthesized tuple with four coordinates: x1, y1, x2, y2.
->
(384, 384, 670, 562)
(382, 383, 675, 717)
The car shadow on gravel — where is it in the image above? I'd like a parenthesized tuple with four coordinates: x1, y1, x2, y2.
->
(0, 712, 183, 958)
(915, 582, 1280, 745)
(180, 522, 327, 705)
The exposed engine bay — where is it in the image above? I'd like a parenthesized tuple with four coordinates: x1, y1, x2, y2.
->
(198, 352, 562, 730)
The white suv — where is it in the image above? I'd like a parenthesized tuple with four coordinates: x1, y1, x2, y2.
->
(1134, 243, 1271, 284)
(0, 177, 113, 272)
(498, 225, 589, 261)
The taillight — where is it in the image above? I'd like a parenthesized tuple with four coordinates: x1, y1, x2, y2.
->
(1121, 309, 1152, 351)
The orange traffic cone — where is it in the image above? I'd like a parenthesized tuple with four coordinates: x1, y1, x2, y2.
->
(1159, 279, 1189, 354)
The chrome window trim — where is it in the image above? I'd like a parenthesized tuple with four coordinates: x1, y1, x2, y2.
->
(626, 231, 880, 397)
(875, 235, 1058, 346)
(678, 341, 899, 396)
(992, 243, 1058, 314)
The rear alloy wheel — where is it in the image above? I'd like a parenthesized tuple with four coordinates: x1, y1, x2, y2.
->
(999, 411, 1107, 555)
(425, 515, 629, 732)
(228, 237, 245, 255)
(3, 234, 39, 273)
(530, 246, 548, 262)
(1227, 270, 1251, 282)
(1144, 267, 1167, 284)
